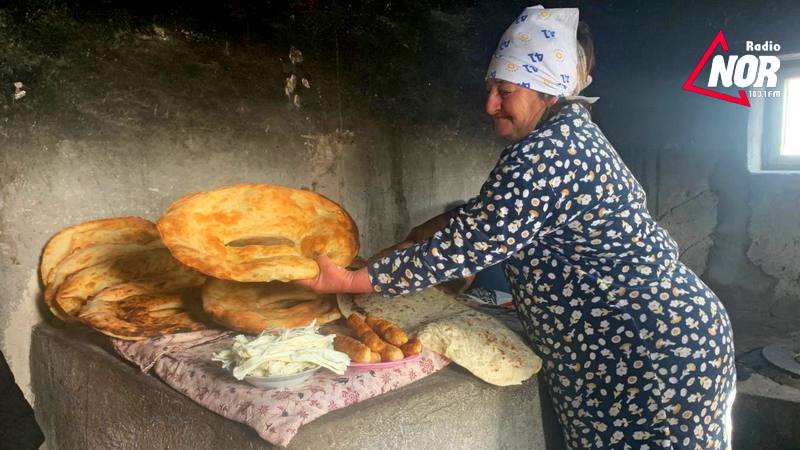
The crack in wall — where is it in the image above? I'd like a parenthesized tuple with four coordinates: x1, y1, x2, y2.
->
(657, 188, 711, 221)
(681, 234, 713, 255)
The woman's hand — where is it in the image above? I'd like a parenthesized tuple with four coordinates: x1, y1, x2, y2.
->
(295, 254, 374, 294)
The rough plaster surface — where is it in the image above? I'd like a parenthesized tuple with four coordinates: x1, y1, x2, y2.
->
(747, 176, 800, 321)
(31, 324, 549, 450)
(398, 126, 500, 236)
(657, 189, 717, 275)
(1, 271, 40, 404)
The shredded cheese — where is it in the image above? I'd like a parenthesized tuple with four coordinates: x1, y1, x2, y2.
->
(213, 322, 350, 379)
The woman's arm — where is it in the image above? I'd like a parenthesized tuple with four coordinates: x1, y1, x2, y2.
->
(366, 209, 456, 265)
(369, 153, 559, 296)
(405, 212, 451, 243)
(301, 208, 471, 294)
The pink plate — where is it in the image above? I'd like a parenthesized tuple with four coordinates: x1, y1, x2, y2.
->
(348, 353, 420, 370)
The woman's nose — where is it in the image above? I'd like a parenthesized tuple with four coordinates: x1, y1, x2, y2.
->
(485, 91, 501, 115)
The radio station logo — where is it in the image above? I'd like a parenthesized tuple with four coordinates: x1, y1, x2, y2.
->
(683, 30, 782, 107)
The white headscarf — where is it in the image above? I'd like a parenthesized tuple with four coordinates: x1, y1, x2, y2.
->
(486, 5, 598, 103)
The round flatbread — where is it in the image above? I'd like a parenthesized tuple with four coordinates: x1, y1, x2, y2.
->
(202, 278, 341, 333)
(156, 183, 359, 282)
(40, 217, 162, 321)
(55, 247, 206, 321)
(40, 217, 160, 284)
(43, 241, 165, 303)
(79, 287, 209, 341)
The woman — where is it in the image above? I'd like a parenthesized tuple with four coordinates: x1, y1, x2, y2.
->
(299, 5, 736, 449)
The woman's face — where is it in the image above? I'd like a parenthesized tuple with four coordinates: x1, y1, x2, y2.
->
(485, 79, 556, 141)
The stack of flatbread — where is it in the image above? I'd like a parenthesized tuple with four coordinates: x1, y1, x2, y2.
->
(40, 217, 209, 340)
(156, 184, 355, 331)
(41, 184, 357, 339)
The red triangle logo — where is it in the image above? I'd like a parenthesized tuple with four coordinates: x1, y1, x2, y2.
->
(683, 30, 751, 107)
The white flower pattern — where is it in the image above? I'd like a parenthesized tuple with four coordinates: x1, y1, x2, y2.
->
(368, 104, 736, 450)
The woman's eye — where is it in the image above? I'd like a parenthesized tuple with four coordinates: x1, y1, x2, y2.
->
(500, 90, 512, 97)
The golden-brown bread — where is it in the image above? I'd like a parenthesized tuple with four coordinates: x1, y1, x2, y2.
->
(54, 248, 206, 321)
(201, 278, 341, 333)
(345, 313, 404, 360)
(369, 350, 382, 363)
(43, 241, 165, 304)
(333, 335, 373, 363)
(360, 332, 388, 353)
(40, 217, 162, 321)
(346, 314, 385, 352)
(156, 184, 359, 282)
(380, 345, 405, 362)
(345, 314, 373, 336)
(365, 315, 409, 347)
(400, 338, 422, 356)
(78, 288, 209, 340)
(40, 217, 160, 284)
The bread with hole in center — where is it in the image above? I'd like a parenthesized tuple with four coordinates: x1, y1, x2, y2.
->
(156, 183, 359, 282)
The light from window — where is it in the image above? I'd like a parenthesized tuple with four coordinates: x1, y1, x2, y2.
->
(782, 76, 800, 156)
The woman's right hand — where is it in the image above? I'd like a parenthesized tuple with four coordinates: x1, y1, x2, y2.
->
(295, 254, 373, 294)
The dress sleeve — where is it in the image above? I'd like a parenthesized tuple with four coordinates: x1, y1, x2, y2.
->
(370, 141, 559, 295)
(446, 196, 478, 218)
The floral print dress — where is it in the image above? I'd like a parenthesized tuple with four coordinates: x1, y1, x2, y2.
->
(368, 103, 736, 450)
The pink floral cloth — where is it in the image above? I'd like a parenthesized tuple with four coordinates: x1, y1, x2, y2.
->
(112, 331, 449, 447)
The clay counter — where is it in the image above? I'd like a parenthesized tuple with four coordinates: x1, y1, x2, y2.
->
(31, 324, 560, 450)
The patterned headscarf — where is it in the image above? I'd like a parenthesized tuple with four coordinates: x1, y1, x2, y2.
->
(486, 5, 597, 102)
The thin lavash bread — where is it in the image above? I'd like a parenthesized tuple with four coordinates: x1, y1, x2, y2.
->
(348, 288, 542, 386)
(156, 183, 359, 282)
(415, 309, 542, 387)
(341, 287, 469, 329)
